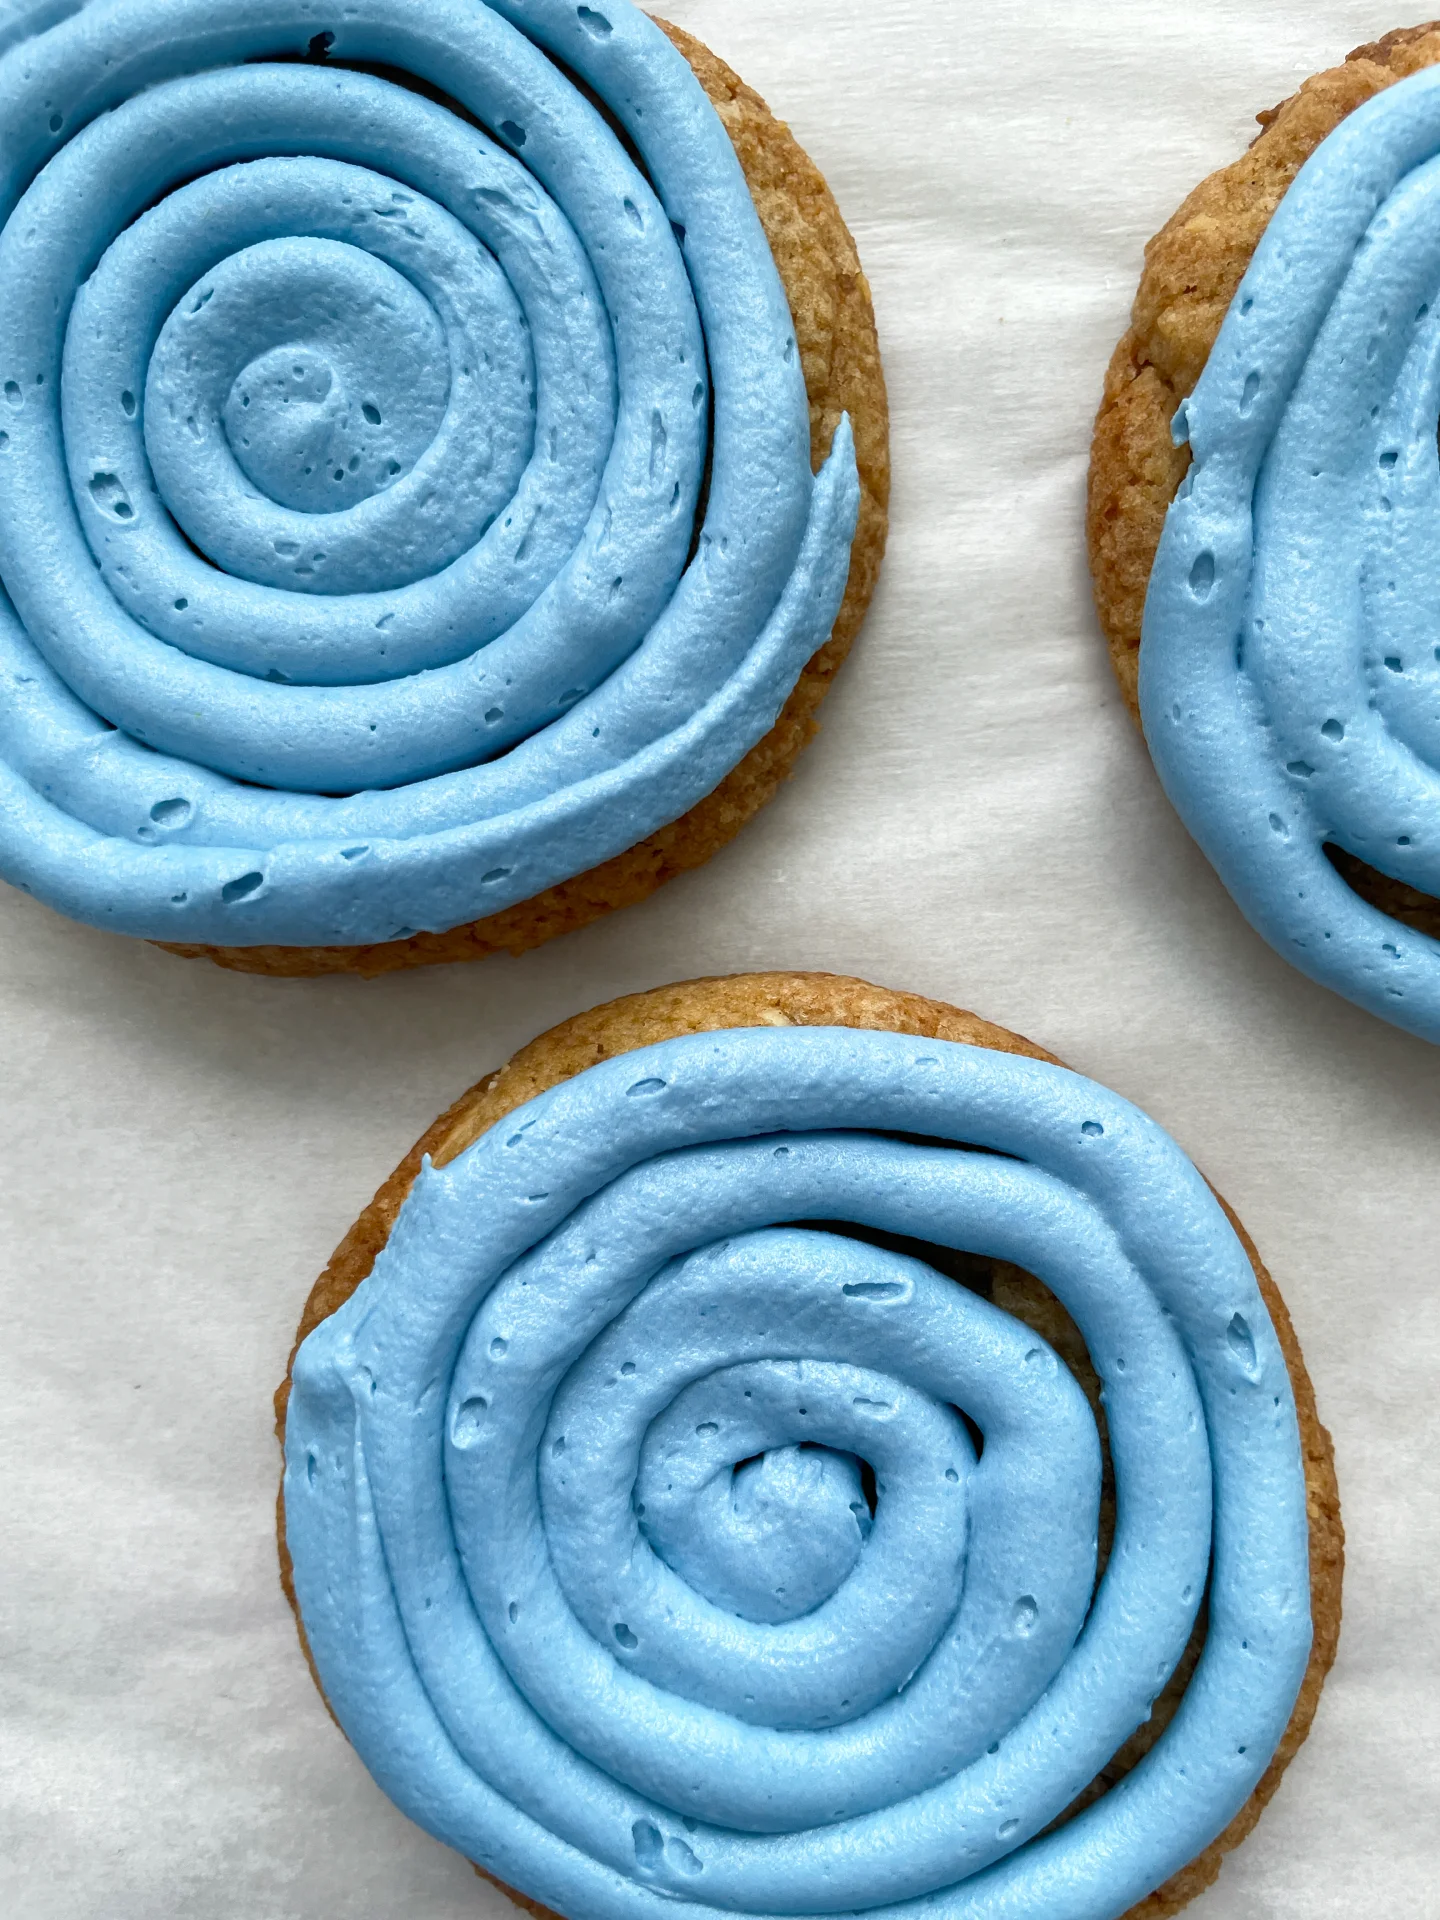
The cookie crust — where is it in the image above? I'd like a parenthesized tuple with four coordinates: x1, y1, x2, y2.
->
(275, 972, 1342, 1920)
(158, 20, 890, 979)
(1087, 22, 1440, 940)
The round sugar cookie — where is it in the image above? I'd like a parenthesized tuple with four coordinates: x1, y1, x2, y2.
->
(0, 3, 887, 976)
(276, 972, 1342, 1920)
(1089, 24, 1440, 1038)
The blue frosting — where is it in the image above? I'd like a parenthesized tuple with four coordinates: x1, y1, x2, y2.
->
(284, 1025, 1312, 1920)
(0, 0, 859, 945)
(1143, 66, 1440, 1042)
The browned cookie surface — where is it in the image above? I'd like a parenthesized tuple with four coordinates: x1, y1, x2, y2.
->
(275, 972, 1342, 1920)
(160, 22, 889, 979)
(1087, 22, 1440, 940)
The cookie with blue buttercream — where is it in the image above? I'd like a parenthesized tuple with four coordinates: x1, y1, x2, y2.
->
(275, 971, 1342, 1920)
(1089, 23, 1440, 1040)
(0, 3, 887, 974)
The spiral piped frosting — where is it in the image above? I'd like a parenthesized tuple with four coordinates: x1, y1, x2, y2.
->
(1143, 66, 1440, 1041)
(284, 1025, 1312, 1920)
(0, 0, 859, 945)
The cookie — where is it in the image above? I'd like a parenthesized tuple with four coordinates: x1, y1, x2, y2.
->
(1089, 25, 1440, 1038)
(0, 2, 887, 975)
(276, 972, 1342, 1920)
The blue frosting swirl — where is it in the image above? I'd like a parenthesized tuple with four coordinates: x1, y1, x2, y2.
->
(0, 0, 859, 945)
(284, 1025, 1312, 1920)
(1143, 67, 1440, 1042)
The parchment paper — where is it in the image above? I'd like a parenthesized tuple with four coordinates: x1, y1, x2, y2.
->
(1, 3, 1436, 1914)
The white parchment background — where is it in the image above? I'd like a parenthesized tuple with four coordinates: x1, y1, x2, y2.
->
(2, 2, 1437, 1914)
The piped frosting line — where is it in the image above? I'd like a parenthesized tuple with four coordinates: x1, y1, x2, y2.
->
(0, 0, 859, 944)
(1143, 64, 1440, 1040)
(286, 1025, 1311, 1920)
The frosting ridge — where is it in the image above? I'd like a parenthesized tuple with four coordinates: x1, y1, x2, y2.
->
(1143, 65, 1440, 1040)
(0, 0, 859, 943)
(284, 1026, 1312, 1920)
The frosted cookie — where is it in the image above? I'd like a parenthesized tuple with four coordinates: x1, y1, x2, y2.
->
(277, 972, 1342, 1920)
(0, 2, 886, 976)
(1090, 25, 1440, 1041)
